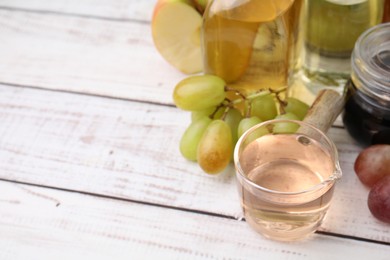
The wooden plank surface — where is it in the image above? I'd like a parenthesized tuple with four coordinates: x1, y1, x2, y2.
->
(0, 7, 184, 105)
(0, 0, 388, 256)
(1, 84, 389, 244)
(0, 0, 155, 21)
(1, 181, 389, 260)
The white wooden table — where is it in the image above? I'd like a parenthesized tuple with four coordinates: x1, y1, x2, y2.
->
(0, 1, 389, 259)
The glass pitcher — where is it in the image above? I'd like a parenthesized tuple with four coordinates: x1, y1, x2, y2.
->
(201, 0, 304, 95)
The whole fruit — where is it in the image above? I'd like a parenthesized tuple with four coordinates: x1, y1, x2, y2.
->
(173, 75, 226, 111)
(354, 145, 390, 187)
(197, 120, 232, 174)
(368, 176, 390, 223)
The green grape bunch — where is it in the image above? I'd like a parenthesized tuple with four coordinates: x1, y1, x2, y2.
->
(172, 74, 310, 174)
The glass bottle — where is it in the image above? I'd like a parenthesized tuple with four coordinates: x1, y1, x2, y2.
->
(289, 0, 386, 105)
(201, 0, 304, 95)
(342, 23, 390, 146)
(382, 0, 390, 22)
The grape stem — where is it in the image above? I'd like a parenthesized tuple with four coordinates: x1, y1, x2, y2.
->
(245, 100, 251, 118)
(221, 106, 231, 121)
(272, 89, 287, 114)
(224, 86, 286, 105)
(209, 103, 225, 119)
(223, 86, 287, 117)
(224, 86, 247, 101)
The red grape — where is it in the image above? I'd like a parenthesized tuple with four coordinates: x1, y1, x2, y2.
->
(368, 176, 390, 223)
(354, 145, 390, 187)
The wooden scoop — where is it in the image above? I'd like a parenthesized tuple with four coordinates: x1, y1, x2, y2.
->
(302, 89, 346, 133)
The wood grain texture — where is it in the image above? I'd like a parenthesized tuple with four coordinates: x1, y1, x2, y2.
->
(0, 0, 155, 21)
(0, 8, 185, 105)
(0, 0, 388, 255)
(1, 181, 389, 260)
(303, 89, 345, 132)
(0, 84, 388, 244)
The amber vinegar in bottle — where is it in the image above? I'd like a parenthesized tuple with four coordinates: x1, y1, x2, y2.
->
(201, 0, 304, 94)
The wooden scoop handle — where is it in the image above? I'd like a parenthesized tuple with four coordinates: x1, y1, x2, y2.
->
(302, 89, 346, 133)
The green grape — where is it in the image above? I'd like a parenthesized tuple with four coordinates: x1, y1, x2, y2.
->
(180, 116, 212, 161)
(273, 113, 300, 133)
(197, 120, 233, 174)
(191, 106, 224, 122)
(284, 97, 310, 120)
(248, 94, 277, 121)
(238, 117, 268, 144)
(238, 117, 262, 138)
(173, 75, 226, 111)
(224, 108, 243, 145)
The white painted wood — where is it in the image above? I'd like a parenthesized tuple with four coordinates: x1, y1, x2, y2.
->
(0, 181, 389, 260)
(0, 0, 155, 21)
(0, 9, 186, 105)
(0, 84, 388, 244)
(0, 0, 388, 255)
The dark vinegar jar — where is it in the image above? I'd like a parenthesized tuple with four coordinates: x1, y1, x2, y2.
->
(342, 23, 390, 147)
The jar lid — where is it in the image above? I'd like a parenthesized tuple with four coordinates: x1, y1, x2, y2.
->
(352, 23, 390, 103)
